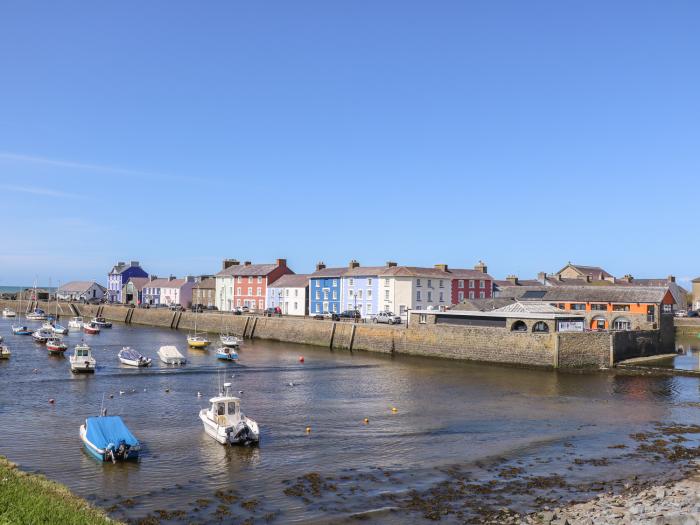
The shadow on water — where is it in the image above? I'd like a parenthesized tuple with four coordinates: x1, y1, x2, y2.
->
(2, 318, 700, 523)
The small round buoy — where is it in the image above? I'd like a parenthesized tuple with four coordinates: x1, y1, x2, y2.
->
(305, 426, 312, 434)
(288, 382, 294, 387)
(33, 368, 38, 374)
(48, 398, 55, 404)
(238, 390, 244, 394)
(197, 392, 202, 397)
(363, 418, 369, 424)
(119, 390, 125, 396)
(391, 407, 398, 413)
(165, 388, 170, 393)
(299, 356, 305, 363)
(109, 394, 114, 399)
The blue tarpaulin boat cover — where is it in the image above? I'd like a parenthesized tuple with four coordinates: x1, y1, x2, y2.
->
(85, 416, 139, 450)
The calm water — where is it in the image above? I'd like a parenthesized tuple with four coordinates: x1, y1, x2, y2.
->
(2, 317, 700, 523)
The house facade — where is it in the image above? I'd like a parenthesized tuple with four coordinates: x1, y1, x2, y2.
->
(266, 274, 309, 315)
(192, 277, 216, 308)
(123, 277, 148, 305)
(142, 276, 195, 307)
(308, 263, 348, 315)
(57, 281, 106, 302)
(108, 261, 148, 303)
(215, 259, 292, 311)
(341, 262, 384, 318)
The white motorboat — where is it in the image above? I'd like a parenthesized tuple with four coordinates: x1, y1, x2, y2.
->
(216, 346, 239, 361)
(0, 345, 10, 359)
(118, 347, 151, 367)
(2, 307, 16, 318)
(220, 334, 241, 348)
(26, 309, 48, 321)
(68, 317, 84, 330)
(70, 343, 96, 373)
(32, 328, 53, 343)
(46, 337, 68, 354)
(92, 317, 112, 328)
(157, 345, 186, 365)
(199, 382, 259, 445)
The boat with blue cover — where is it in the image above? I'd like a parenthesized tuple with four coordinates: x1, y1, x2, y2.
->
(216, 346, 239, 361)
(79, 415, 141, 463)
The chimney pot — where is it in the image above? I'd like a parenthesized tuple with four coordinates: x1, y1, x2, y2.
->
(537, 272, 547, 284)
(244, 261, 252, 266)
(315, 261, 326, 272)
(386, 261, 397, 267)
(506, 275, 519, 285)
(474, 260, 488, 274)
(348, 260, 360, 269)
(130, 261, 139, 267)
(169, 275, 176, 281)
(668, 275, 676, 283)
(434, 264, 448, 272)
(276, 258, 287, 267)
(118, 261, 125, 266)
(222, 259, 239, 270)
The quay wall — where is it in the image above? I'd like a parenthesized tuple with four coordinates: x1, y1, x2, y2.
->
(674, 318, 700, 336)
(0, 300, 671, 369)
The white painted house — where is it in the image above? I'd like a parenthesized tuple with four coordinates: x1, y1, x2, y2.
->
(378, 265, 452, 316)
(266, 274, 309, 316)
(57, 281, 107, 302)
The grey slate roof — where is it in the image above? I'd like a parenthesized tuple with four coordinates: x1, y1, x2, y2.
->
(452, 298, 518, 311)
(499, 285, 673, 304)
(309, 267, 350, 278)
(269, 274, 309, 288)
(493, 301, 566, 314)
(58, 281, 106, 293)
(216, 263, 283, 277)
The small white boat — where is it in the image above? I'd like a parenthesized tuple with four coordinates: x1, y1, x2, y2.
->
(68, 317, 84, 330)
(46, 337, 68, 354)
(199, 382, 259, 445)
(2, 308, 16, 318)
(26, 309, 48, 321)
(220, 334, 241, 348)
(92, 317, 112, 328)
(0, 345, 10, 359)
(52, 323, 68, 335)
(118, 347, 151, 367)
(216, 346, 239, 361)
(32, 328, 53, 343)
(157, 345, 186, 365)
(70, 343, 96, 373)
(83, 322, 100, 335)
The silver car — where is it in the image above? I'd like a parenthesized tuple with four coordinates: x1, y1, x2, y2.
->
(374, 311, 402, 325)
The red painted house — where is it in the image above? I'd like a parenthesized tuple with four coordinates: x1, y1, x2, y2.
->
(447, 261, 493, 304)
(216, 259, 293, 311)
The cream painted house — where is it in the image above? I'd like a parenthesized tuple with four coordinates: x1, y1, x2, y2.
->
(266, 274, 309, 316)
(378, 265, 453, 316)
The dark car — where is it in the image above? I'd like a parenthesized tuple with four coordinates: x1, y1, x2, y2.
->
(339, 309, 361, 320)
(313, 312, 340, 321)
(688, 310, 699, 318)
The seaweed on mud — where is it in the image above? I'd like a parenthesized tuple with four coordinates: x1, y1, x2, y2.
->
(658, 424, 700, 435)
(498, 467, 524, 479)
(213, 504, 231, 519)
(240, 498, 260, 511)
(282, 472, 338, 500)
(214, 489, 238, 504)
(573, 457, 609, 466)
(154, 509, 186, 520)
(195, 498, 212, 507)
(608, 444, 627, 449)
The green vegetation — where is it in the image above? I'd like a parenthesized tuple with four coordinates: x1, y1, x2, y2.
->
(0, 456, 119, 525)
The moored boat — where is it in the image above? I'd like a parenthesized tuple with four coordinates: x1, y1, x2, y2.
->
(2, 307, 16, 318)
(32, 328, 53, 343)
(83, 322, 101, 335)
(12, 324, 31, 335)
(118, 347, 151, 367)
(199, 382, 259, 445)
(52, 323, 68, 335)
(92, 317, 112, 328)
(26, 309, 48, 321)
(68, 316, 84, 330)
(80, 415, 141, 462)
(220, 334, 241, 348)
(187, 335, 211, 348)
(46, 337, 68, 354)
(0, 345, 10, 359)
(70, 342, 96, 373)
(157, 345, 186, 365)
(216, 346, 239, 361)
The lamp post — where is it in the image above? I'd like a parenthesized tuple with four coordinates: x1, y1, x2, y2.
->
(278, 290, 283, 316)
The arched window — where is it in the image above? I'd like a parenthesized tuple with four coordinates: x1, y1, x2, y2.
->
(511, 320, 527, 332)
(532, 321, 549, 333)
(612, 317, 631, 331)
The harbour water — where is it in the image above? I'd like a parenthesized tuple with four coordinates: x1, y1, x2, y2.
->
(2, 317, 700, 523)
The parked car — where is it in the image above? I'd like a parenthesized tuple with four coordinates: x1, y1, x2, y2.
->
(374, 311, 402, 325)
(168, 304, 184, 311)
(339, 309, 361, 320)
(313, 312, 340, 321)
(264, 307, 276, 316)
(688, 311, 699, 318)
(675, 310, 688, 318)
(205, 305, 218, 311)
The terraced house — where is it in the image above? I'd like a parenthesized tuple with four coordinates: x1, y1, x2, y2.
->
(308, 262, 347, 315)
(266, 274, 309, 316)
(107, 261, 148, 303)
(215, 259, 292, 311)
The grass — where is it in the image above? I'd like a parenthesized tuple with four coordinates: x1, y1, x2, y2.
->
(0, 456, 120, 525)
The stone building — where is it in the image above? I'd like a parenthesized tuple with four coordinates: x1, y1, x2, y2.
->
(192, 277, 216, 308)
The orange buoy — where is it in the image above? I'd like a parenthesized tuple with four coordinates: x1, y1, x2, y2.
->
(305, 426, 312, 434)
(363, 418, 369, 424)
(299, 356, 305, 363)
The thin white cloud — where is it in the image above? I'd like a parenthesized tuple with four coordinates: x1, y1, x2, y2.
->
(0, 184, 83, 199)
(0, 151, 200, 182)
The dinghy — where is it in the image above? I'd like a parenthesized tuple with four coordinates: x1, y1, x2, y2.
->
(199, 382, 259, 445)
(118, 347, 151, 367)
(68, 316, 84, 330)
(216, 346, 239, 361)
(46, 337, 68, 354)
(2, 307, 16, 318)
(83, 322, 100, 335)
(157, 345, 186, 365)
(80, 415, 141, 462)
(12, 324, 31, 335)
(0, 345, 10, 359)
(220, 334, 241, 348)
(92, 317, 112, 328)
(70, 342, 96, 373)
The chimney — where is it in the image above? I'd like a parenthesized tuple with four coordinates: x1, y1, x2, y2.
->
(118, 261, 125, 266)
(276, 258, 287, 267)
(185, 275, 194, 282)
(169, 275, 176, 281)
(557, 273, 564, 281)
(537, 272, 547, 284)
(386, 261, 397, 267)
(130, 261, 139, 267)
(622, 274, 633, 283)
(668, 275, 676, 283)
(315, 261, 326, 272)
(506, 275, 519, 285)
(222, 259, 239, 270)
(474, 260, 487, 274)
(149, 275, 158, 282)
(244, 261, 252, 266)
(434, 264, 448, 272)
(348, 259, 360, 269)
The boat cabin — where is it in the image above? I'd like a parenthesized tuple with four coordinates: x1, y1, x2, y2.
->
(75, 345, 91, 358)
(208, 384, 241, 426)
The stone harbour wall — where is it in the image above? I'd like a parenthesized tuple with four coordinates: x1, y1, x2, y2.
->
(0, 299, 670, 369)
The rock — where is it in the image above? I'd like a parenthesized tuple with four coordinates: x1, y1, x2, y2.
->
(540, 510, 555, 523)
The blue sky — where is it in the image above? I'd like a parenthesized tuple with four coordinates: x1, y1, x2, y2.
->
(1, 2, 698, 287)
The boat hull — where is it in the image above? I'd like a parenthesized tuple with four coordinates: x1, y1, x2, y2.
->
(199, 411, 259, 446)
(70, 359, 96, 373)
(80, 425, 139, 462)
(47, 346, 67, 354)
(188, 340, 210, 348)
(216, 351, 239, 361)
(83, 327, 100, 335)
(119, 357, 151, 367)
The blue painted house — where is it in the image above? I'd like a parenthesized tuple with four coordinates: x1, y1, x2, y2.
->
(341, 264, 384, 318)
(308, 262, 349, 315)
(108, 261, 148, 303)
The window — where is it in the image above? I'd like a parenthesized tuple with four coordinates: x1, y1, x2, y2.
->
(367, 289, 372, 298)
(427, 291, 432, 302)
(258, 276, 262, 283)
(480, 280, 485, 289)
(294, 302, 298, 310)
(591, 304, 608, 311)
(349, 278, 354, 286)
(332, 279, 337, 287)
(294, 289, 298, 297)
(427, 279, 432, 288)
(458, 280, 464, 288)
(479, 291, 485, 299)
(348, 289, 354, 297)
(469, 291, 475, 299)
(332, 303, 337, 313)
(439, 280, 444, 288)
(419, 314, 427, 324)
(315, 304, 320, 313)
(533, 321, 549, 333)
(439, 292, 444, 302)
(315, 290, 320, 300)
(416, 279, 422, 287)
(248, 287, 253, 295)
(358, 290, 363, 299)
(316, 280, 320, 288)
(236, 299, 241, 307)
(469, 280, 475, 288)
(385, 290, 389, 300)
(259, 300, 263, 309)
(458, 291, 464, 301)
(570, 303, 586, 311)
(511, 320, 527, 332)
(416, 291, 422, 301)
(285, 289, 289, 297)
(236, 287, 241, 295)
(368, 278, 372, 286)
(367, 304, 372, 314)
(384, 278, 390, 287)
(332, 290, 337, 300)
(612, 304, 630, 311)
(613, 318, 631, 331)
(248, 276, 253, 283)
(257, 287, 262, 296)
(238, 276, 242, 283)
